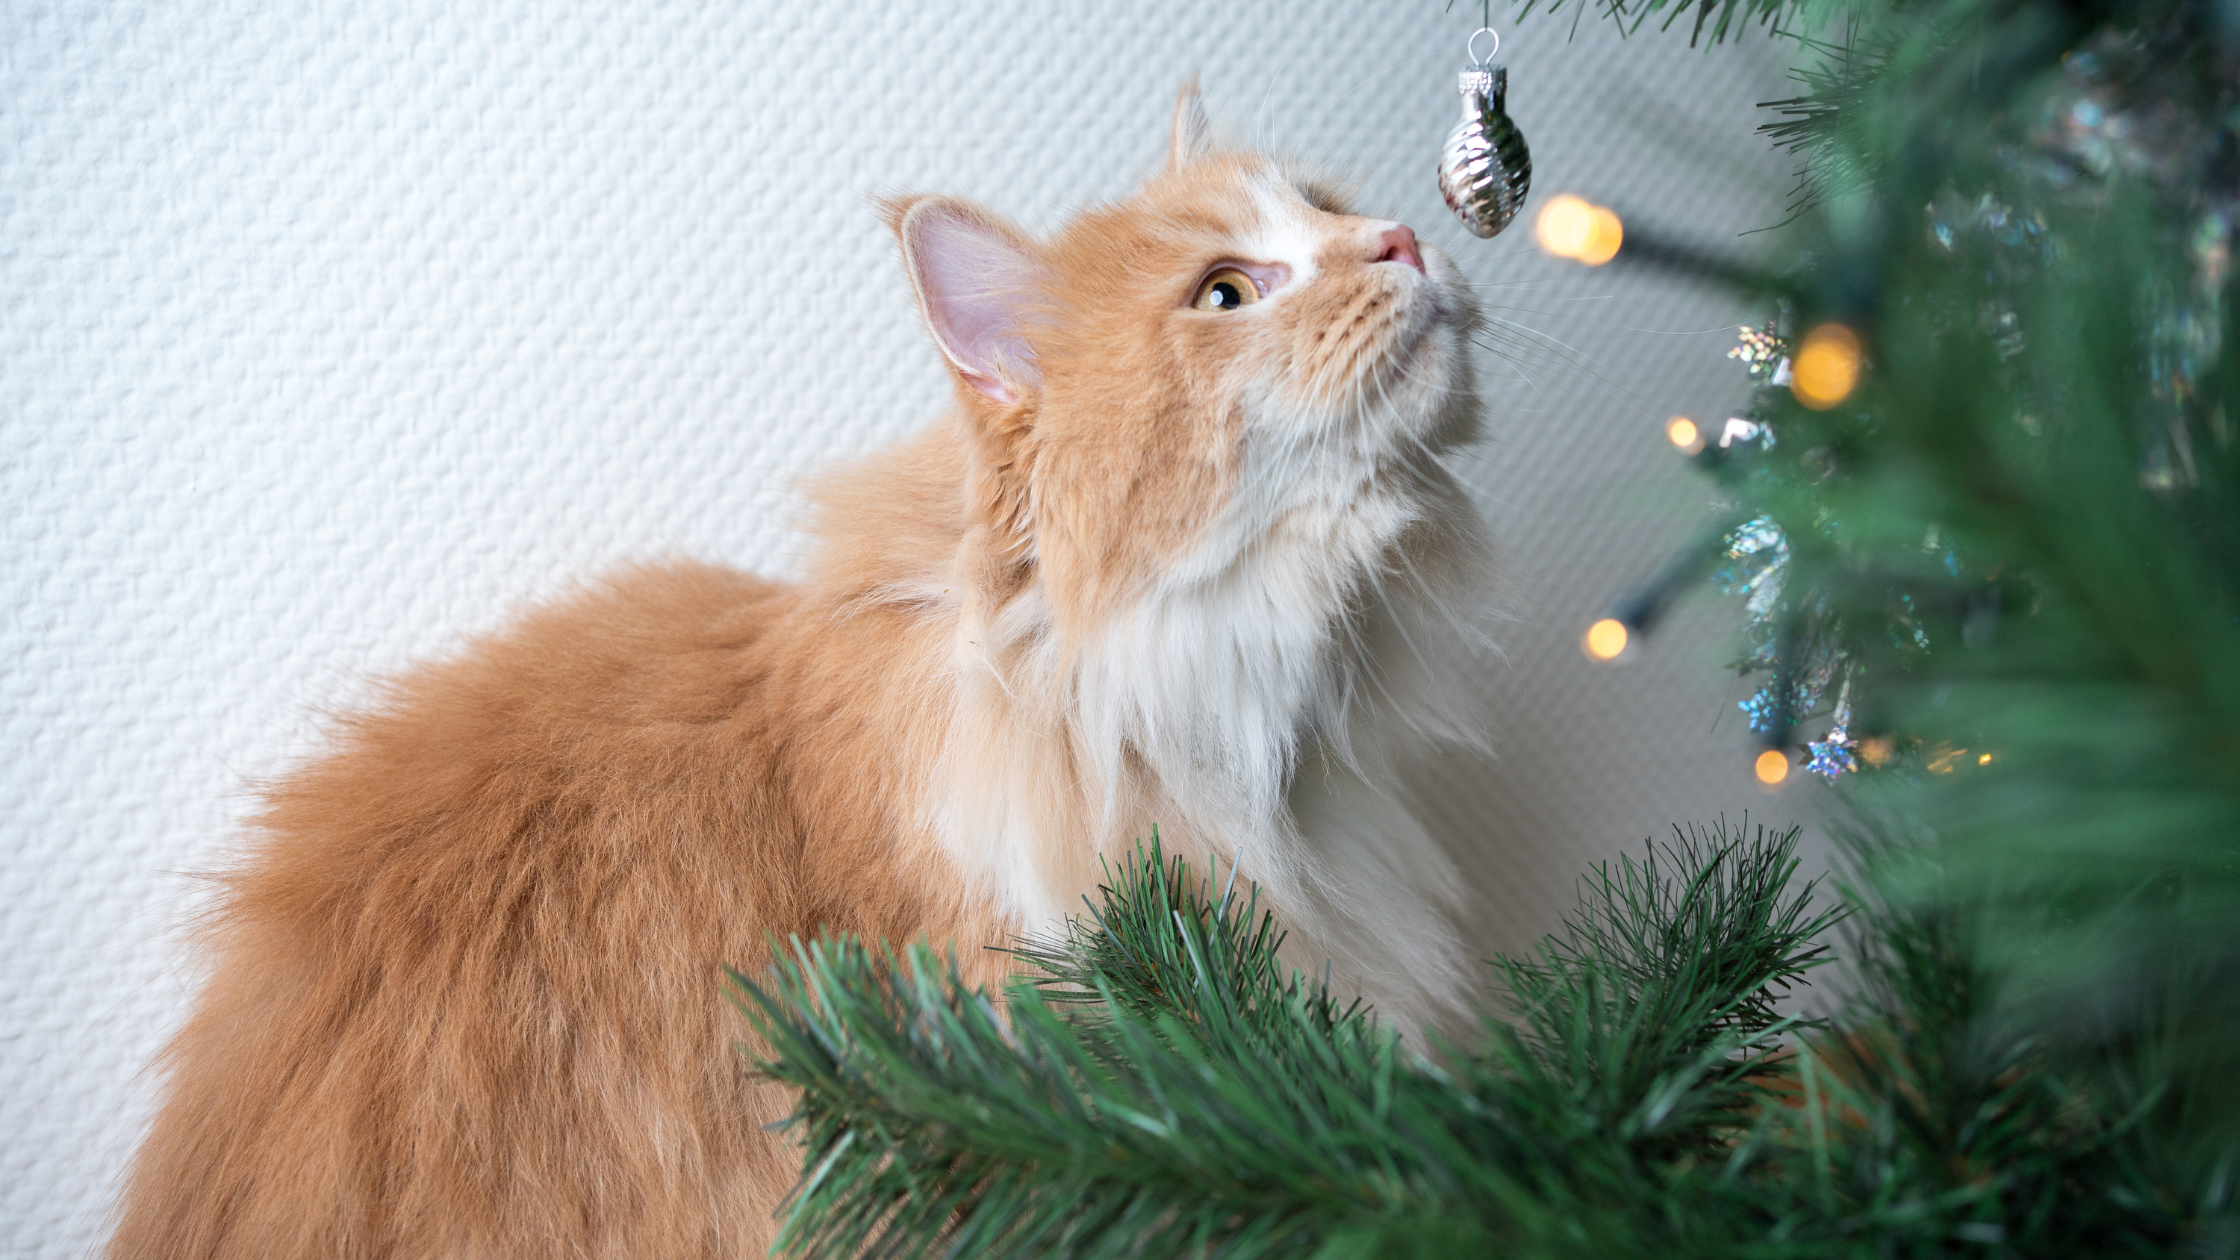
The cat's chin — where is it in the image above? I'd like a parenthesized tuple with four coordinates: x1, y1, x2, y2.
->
(1363, 314, 1469, 448)
(1383, 250, 1473, 378)
(1389, 254, 1478, 442)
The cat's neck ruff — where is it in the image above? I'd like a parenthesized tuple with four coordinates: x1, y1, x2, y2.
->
(908, 408, 1488, 1033)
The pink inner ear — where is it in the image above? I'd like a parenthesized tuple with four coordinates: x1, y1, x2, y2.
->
(904, 205, 1047, 405)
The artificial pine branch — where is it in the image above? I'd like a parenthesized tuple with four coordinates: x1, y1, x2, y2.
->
(732, 821, 1839, 1258)
(738, 833, 2234, 1256)
(1008, 831, 1368, 1045)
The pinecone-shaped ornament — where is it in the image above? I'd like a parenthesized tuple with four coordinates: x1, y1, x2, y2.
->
(1438, 58, 1532, 239)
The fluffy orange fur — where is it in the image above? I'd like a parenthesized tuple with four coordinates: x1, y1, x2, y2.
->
(110, 89, 1491, 1258)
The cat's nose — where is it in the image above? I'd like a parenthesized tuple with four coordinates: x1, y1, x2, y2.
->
(1373, 224, 1424, 273)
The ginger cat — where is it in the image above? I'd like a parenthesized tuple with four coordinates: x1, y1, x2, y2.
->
(109, 87, 1492, 1259)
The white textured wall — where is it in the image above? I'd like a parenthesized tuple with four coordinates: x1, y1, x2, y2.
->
(2, 3, 1802, 1253)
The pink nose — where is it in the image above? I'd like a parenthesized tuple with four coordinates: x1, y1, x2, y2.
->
(1375, 224, 1424, 273)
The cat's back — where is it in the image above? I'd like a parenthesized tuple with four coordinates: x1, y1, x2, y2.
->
(240, 560, 805, 928)
(109, 560, 831, 1259)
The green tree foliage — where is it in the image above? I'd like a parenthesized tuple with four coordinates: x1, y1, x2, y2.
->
(734, 827, 2230, 1254)
(1693, 0, 2240, 1194)
(733, 825, 1845, 1257)
(1565, 0, 2240, 1234)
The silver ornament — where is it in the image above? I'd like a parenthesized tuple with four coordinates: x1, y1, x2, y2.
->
(1437, 44, 1532, 240)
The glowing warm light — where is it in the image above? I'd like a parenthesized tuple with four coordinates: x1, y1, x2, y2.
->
(1754, 749, 1791, 785)
(1583, 618, 1629, 660)
(1536, 194, 1594, 257)
(1666, 416, 1703, 453)
(1790, 323, 1863, 410)
(1535, 196, 1624, 266)
(1577, 206, 1624, 265)
(1859, 737, 1894, 767)
(1978, 752, 1993, 765)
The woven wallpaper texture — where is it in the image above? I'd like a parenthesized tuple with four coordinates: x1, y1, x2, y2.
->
(2, 2, 1801, 1252)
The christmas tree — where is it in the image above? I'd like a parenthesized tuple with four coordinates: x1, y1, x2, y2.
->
(732, 0, 2240, 1252)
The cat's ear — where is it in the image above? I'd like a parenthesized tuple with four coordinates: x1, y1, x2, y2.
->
(887, 195, 1050, 409)
(1167, 77, 1212, 172)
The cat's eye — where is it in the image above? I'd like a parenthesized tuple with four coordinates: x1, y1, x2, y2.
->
(1191, 267, 1262, 312)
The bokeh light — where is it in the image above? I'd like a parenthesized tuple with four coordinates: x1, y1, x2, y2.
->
(1576, 206, 1623, 265)
(1790, 323, 1863, 409)
(1583, 618, 1628, 660)
(1666, 415, 1702, 453)
(1754, 749, 1790, 785)
(1536, 194, 1593, 256)
(1536, 195, 1624, 266)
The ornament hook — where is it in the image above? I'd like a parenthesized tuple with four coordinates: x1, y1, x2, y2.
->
(1467, 26, 1501, 65)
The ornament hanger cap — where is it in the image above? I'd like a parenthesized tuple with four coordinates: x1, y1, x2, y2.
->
(1458, 63, 1505, 99)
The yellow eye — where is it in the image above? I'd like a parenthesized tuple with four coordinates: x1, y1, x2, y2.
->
(1191, 267, 1261, 311)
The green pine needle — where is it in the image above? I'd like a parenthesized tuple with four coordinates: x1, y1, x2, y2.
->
(730, 821, 1842, 1257)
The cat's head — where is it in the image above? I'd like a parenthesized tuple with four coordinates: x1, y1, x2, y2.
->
(887, 86, 1482, 638)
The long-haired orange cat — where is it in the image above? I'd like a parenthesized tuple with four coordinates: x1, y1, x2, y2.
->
(110, 88, 1492, 1258)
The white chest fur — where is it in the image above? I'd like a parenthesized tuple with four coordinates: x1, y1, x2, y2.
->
(926, 467, 1484, 1035)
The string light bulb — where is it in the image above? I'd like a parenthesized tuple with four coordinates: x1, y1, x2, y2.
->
(1790, 323, 1863, 409)
(1535, 194, 1623, 266)
(1665, 415, 1703, 454)
(1577, 206, 1622, 264)
(1583, 618, 1628, 660)
(1754, 749, 1790, 785)
(1535, 195, 1592, 256)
